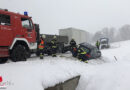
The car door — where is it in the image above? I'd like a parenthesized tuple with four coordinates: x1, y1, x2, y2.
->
(21, 18, 36, 43)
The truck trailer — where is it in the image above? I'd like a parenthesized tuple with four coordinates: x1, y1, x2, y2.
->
(59, 27, 90, 44)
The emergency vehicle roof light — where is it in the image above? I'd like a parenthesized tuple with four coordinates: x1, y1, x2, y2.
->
(24, 11, 28, 16)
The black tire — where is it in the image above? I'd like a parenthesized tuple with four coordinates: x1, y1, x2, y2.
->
(62, 48, 66, 53)
(0, 58, 8, 64)
(11, 45, 27, 62)
(26, 50, 31, 58)
(36, 50, 40, 56)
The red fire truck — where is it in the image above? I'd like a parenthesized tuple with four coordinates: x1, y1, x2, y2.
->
(0, 9, 39, 63)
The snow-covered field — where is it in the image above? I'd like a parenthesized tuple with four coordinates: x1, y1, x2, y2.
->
(0, 40, 130, 90)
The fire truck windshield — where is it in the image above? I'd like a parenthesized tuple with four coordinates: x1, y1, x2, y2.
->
(21, 18, 33, 30)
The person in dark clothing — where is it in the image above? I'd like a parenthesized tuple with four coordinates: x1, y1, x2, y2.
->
(50, 36, 57, 57)
(70, 39, 77, 57)
(96, 40, 100, 50)
(71, 46, 78, 57)
(77, 47, 90, 63)
(70, 39, 76, 47)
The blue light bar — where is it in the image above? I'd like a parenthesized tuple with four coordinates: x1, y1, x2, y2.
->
(24, 11, 28, 16)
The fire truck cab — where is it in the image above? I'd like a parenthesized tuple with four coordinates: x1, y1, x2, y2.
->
(0, 9, 37, 63)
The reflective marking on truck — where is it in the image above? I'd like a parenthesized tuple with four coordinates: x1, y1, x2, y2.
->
(16, 35, 24, 37)
(0, 49, 8, 51)
(10, 38, 37, 50)
(27, 37, 32, 38)
(10, 38, 30, 50)
(1, 27, 12, 30)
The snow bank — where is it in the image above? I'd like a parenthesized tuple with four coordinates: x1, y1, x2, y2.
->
(0, 58, 81, 90)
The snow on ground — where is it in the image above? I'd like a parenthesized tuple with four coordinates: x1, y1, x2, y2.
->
(0, 40, 130, 90)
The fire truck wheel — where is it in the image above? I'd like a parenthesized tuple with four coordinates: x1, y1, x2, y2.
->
(36, 51, 40, 56)
(26, 50, 31, 58)
(11, 45, 27, 62)
(0, 58, 8, 64)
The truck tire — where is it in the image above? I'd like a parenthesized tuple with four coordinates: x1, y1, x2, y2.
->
(0, 58, 8, 64)
(36, 50, 40, 56)
(11, 45, 27, 62)
(26, 50, 31, 58)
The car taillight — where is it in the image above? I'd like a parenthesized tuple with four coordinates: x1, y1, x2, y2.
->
(86, 54, 90, 58)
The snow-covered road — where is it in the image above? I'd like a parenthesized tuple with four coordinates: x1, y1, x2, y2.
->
(0, 40, 130, 90)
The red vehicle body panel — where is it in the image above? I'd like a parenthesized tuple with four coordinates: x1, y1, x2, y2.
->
(0, 10, 37, 58)
(0, 10, 36, 46)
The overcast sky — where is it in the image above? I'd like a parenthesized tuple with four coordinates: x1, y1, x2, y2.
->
(1, 0, 130, 34)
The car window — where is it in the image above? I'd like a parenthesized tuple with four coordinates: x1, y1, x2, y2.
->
(0, 14, 11, 25)
(100, 39, 108, 44)
(84, 48, 89, 52)
(101, 41, 107, 44)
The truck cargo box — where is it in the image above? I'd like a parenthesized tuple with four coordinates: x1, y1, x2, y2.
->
(59, 27, 90, 44)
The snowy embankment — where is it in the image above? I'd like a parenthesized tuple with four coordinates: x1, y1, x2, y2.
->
(0, 40, 130, 90)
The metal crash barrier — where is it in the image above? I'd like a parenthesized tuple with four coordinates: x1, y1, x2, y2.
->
(45, 75, 80, 90)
